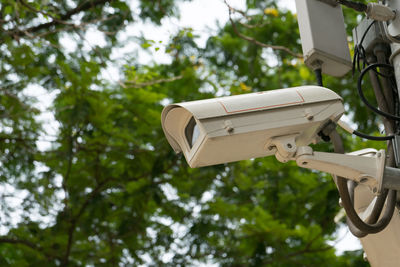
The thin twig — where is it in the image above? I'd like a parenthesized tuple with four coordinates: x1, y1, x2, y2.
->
(262, 233, 332, 265)
(224, 0, 303, 59)
(18, 0, 69, 25)
(239, 21, 269, 29)
(0, 237, 57, 260)
(7, 0, 112, 38)
(62, 180, 109, 266)
(225, 3, 253, 20)
(121, 75, 184, 88)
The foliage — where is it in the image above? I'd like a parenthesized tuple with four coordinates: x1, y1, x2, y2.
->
(0, 0, 373, 266)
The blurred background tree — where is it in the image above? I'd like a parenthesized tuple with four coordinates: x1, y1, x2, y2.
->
(0, 0, 373, 266)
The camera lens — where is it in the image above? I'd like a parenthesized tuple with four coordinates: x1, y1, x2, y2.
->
(185, 117, 200, 148)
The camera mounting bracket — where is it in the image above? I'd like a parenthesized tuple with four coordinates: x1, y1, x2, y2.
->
(269, 136, 386, 194)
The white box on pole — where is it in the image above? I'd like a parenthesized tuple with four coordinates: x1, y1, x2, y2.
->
(295, 0, 352, 77)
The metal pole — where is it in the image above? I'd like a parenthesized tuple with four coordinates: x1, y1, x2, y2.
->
(390, 42, 400, 100)
(383, 166, 400, 190)
(386, 1, 400, 168)
(388, 0, 400, 103)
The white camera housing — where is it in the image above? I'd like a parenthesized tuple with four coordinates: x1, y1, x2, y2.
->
(161, 86, 344, 167)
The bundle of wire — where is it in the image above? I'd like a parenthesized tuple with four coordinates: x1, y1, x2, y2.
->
(346, 19, 398, 237)
(314, 16, 399, 236)
(352, 20, 398, 140)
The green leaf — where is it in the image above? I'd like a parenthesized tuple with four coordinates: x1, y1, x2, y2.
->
(4, 5, 13, 15)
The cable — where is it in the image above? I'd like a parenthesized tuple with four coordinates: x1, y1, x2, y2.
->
(337, 0, 367, 12)
(353, 21, 394, 78)
(314, 68, 323, 87)
(346, 180, 390, 237)
(330, 132, 368, 237)
(337, 119, 394, 141)
(330, 130, 397, 235)
(369, 58, 392, 114)
(357, 63, 400, 121)
(375, 48, 397, 126)
(353, 130, 393, 140)
(353, 21, 375, 74)
(337, 176, 396, 233)
(346, 181, 368, 237)
(359, 21, 376, 47)
(339, 3, 398, 236)
(338, 1, 395, 21)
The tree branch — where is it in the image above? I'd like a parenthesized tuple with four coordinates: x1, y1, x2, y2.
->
(62, 180, 109, 266)
(8, 0, 112, 38)
(62, 134, 74, 211)
(222, 1, 270, 28)
(263, 234, 332, 264)
(120, 75, 184, 89)
(0, 237, 39, 250)
(224, 1, 303, 59)
(17, 0, 67, 24)
(0, 237, 57, 260)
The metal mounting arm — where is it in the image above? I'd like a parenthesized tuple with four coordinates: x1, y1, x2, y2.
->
(267, 135, 387, 194)
(295, 146, 386, 194)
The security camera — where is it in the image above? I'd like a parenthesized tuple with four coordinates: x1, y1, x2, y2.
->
(161, 84, 399, 198)
(161, 86, 345, 167)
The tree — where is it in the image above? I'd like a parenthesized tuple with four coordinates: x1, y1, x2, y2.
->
(0, 0, 372, 266)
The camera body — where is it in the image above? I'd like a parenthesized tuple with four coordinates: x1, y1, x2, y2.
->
(161, 86, 344, 167)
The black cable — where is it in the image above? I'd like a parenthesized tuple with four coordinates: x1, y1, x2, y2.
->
(329, 134, 367, 237)
(346, 180, 390, 237)
(346, 181, 368, 237)
(351, 26, 397, 140)
(353, 21, 375, 74)
(353, 129, 393, 140)
(357, 23, 395, 79)
(353, 64, 395, 140)
(359, 21, 375, 47)
(314, 68, 323, 87)
(361, 46, 369, 70)
(330, 130, 397, 235)
(340, 8, 398, 236)
(337, 176, 397, 233)
(337, 0, 367, 12)
(357, 63, 400, 120)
